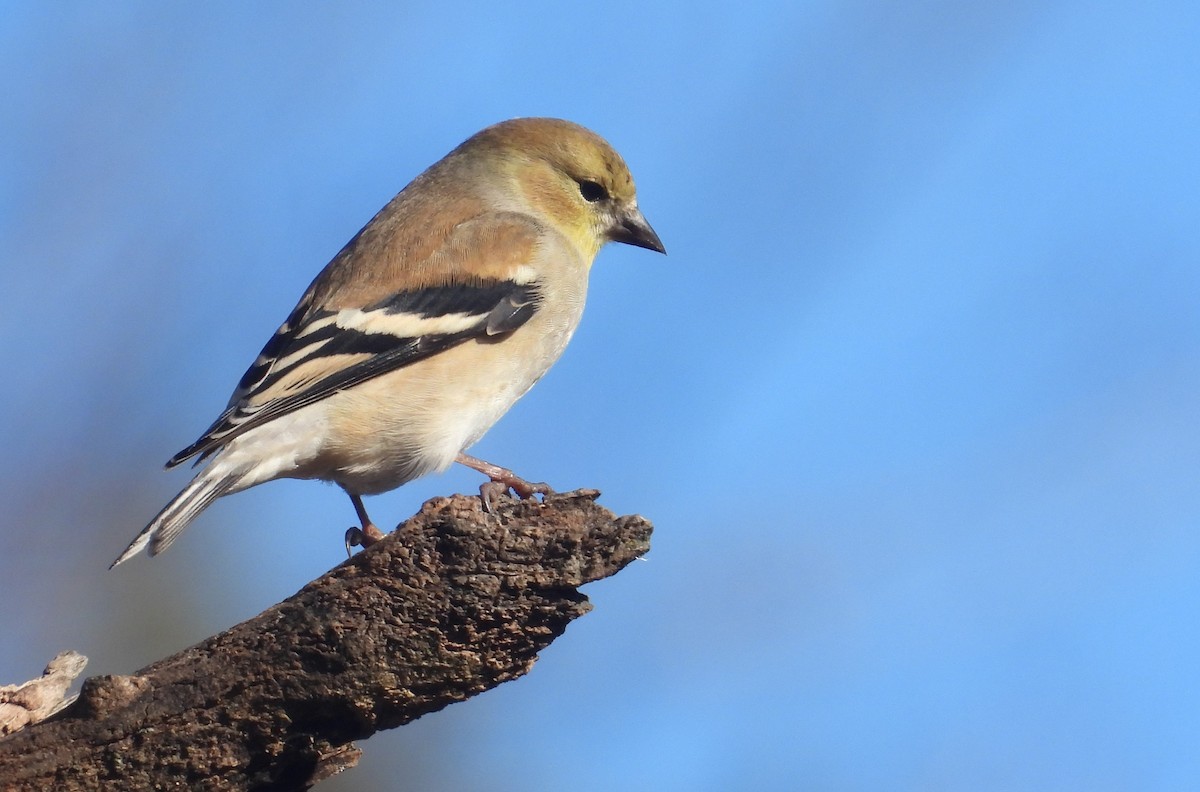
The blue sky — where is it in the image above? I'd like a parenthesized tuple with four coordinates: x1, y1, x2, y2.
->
(2, 2, 1199, 789)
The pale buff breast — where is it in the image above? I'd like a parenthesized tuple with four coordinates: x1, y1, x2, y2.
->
(312, 269, 588, 495)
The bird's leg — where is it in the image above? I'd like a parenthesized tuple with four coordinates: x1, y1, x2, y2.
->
(455, 452, 553, 513)
(344, 491, 385, 555)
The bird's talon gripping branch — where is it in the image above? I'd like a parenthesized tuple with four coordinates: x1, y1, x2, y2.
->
(344, 492, 385, 555)
(512, 478, 553, 499)
(478, 478, 553, 514)
(458, 452, 554, 513)
(344, 521, 385, 555)
(478, 481, 509, 514)
(344, 527, 363, 557)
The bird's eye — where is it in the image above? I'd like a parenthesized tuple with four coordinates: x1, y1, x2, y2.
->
(578, 180, 608, 203)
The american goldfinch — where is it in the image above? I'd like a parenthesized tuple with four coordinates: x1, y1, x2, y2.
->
(110, 118, 664, 567)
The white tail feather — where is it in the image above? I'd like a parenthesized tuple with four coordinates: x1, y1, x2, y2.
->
(109, 469, 238, 568)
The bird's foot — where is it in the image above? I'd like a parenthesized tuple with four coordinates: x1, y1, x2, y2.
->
(478, 476, 553, 513)
(455, 452, 553, 513)
(344, 521, 385, 557)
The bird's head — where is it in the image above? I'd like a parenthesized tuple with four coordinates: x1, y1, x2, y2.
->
(460, 117, 665, 261)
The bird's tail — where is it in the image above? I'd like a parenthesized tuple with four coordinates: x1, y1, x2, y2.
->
(109, 467, 240, 568)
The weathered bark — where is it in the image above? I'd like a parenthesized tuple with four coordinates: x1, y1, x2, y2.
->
(0, 490, 651, 791)
(0, 652, 88, 737)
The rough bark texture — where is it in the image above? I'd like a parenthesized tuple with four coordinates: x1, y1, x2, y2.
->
(0, 490, 651, 791)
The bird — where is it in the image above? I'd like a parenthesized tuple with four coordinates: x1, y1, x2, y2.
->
(110, 117, 665, 568)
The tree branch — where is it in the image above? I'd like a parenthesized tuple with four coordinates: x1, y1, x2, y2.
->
(0, 651, 88, 737)
(0, 490, 651, 791)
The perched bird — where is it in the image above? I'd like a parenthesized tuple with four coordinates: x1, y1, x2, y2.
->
(110, 117, 664, 568)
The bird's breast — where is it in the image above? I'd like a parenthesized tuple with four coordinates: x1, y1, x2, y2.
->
(315, 293, 584, 495)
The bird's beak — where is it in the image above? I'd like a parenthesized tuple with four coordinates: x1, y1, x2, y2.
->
(610, 206, 666, 254)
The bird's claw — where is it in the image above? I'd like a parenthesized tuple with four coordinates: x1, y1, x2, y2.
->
(479, 478, 553, 514)
(344, 528, 363, 557)
(344, 522, 385, 556)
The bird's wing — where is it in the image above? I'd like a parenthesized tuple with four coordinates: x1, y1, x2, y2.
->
(167, 216, 544, 468)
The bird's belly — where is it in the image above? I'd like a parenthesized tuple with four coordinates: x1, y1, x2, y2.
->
(315, 322, 574, 495)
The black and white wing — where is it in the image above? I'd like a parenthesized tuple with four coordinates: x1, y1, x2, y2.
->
(167, 277, 539, 468)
